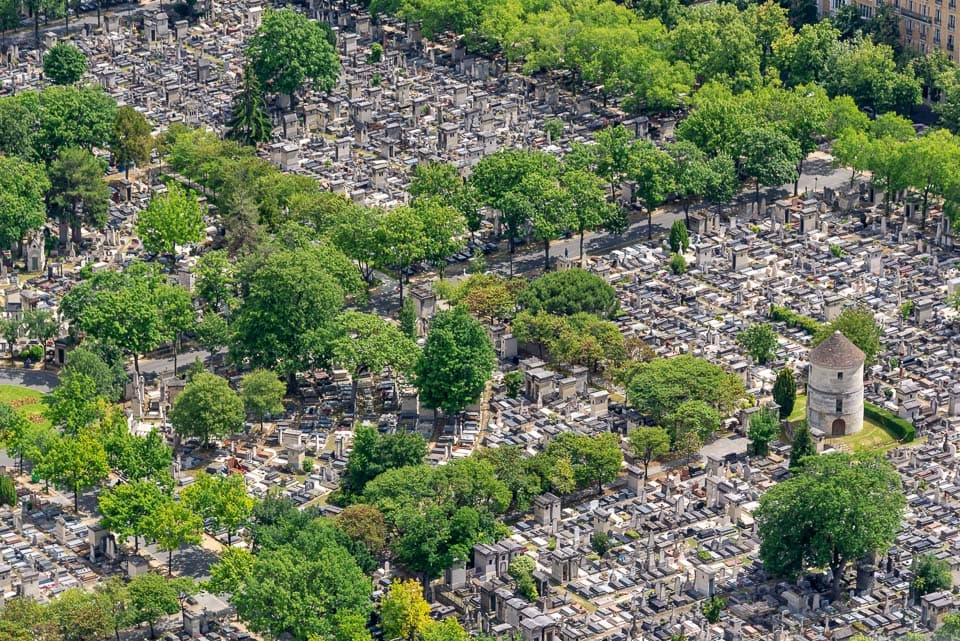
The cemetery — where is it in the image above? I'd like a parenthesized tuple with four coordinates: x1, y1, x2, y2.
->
(0, 0, 958, 640)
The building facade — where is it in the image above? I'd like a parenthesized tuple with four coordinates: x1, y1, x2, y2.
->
(821, 0, 960, 62)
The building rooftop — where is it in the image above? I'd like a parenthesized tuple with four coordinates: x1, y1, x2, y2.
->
(809, 331, 865, 368)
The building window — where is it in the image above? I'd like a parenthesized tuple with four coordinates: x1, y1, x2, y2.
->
(836, 398, 844, 413)
(837, 372, 844, 380)
(950, 14, 956, 28)
(951, 0, 956, 11)
(950, 34, 956, 49)
(937, 9, 942, 24)
(935, 29, 942, 42)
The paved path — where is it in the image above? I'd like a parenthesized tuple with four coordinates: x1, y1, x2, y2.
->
(0, 368, 59, 392)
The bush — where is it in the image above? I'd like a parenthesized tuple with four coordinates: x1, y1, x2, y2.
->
(503, 371, 523, 398)
(0, 475, 16, 506)
(302, 458, 314, 473)
(669, 252, 687, 275)
(864, 401, 915, 442)
(19, 345, 44, 361)
(769, 305, 823, 336)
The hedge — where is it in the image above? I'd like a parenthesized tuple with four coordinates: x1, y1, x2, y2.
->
(769, 305, 823, 336)
(864, 401, 916, 442)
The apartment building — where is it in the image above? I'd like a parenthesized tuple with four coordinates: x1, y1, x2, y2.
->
(822, 0, 960, 62)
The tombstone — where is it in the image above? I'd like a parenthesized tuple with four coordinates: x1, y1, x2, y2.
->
(410, 286, 436, 336)
(534, 493, 561, 531)
(54, 516, 68, 544)
(693, 565, 716, 597)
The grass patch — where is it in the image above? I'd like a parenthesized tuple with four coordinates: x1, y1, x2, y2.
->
(787, 395, 807, 423)
(0, 385, 50, 428)
(829, 417, 897, 453)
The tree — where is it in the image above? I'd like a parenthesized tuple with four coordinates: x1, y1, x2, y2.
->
(373, 206, 426, 306)
(63, 342, 126, 403)
(142, 498, 203, 576)
(912, 553, 952, 600)
(335, 504, 387, 555)
(111, 105, 153, 179)
(231, 543, 371, 641)
(590, 530, 611, 556)
(240, 369, 285, 430)
(740, 126, 801, 208)
(789, 422, 816, 469)
(508, 556, 538, 600)
(748, 406, 779, 457)
(127, 573, 182, 638)
(666, 400, 721, 452)
(562, 168, 617, 263)
(628, 141, 675, 239)
(207, 546, 255, 594)
(935, 613, 960, 641)
(669, 253, 686, 275)
(43, 43, 87, 85)
(813, 306, 882, 366)
(755, 452, 904, 599)
(627, 426, 670, 482)
(503, 371, 523, 398)
(517, 268, 619, 319)
(226, 64, 272, 146)
(773, 368, 797, 419)
(736, 323, 779, 364)
(37, 429, 110, 512)
(399, 298, 416, 339)
(230, 248, 345, 378)
(0, 0, 19, 47)
(49, 587, 112, 641)
(138, 183, 204, 255)
(156, 282, 195, 376)
(341, 425, 426, 497)
(44, 371, 103, 434)
(246, 8, 340, 99)
(194, 249, 236, 312)
(0, 155, 49, 253)
(169, 372, 245, 446)
(36, 86, 117, 161)
(47, 147, 111, 248)
(624, 355, 745, 424)
(414, 306, 496, 425)
(413, 198, 466, 279)
(668, 219, 689, 253)
(327, 311, 420, 410)
(180, 471, 253, 545)
(93, 576, 130, 641)
(547, 432, 623, 494)
(22, 309, 59, 344)
(381, 579, 431, 641)
(98, 479, 165, 554)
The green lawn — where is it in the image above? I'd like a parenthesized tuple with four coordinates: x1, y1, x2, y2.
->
(0, 385, 50, 428)
(830, 417, 899, 453)
(787, 395, 807, 422)
(787, 394, 901, 453)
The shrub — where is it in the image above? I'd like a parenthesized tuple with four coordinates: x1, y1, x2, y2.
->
(0, 475, 16, 506)
(19, 345, 44, 361)
(302, 458, 314, 473)
(769, 305, 823, 336)
(864, 401, 915, 442)
(669, 252, 686, 275)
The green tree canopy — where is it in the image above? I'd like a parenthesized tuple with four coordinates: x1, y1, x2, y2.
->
(748, 406, 779, 457)
(111, 105, 153, 179)
(736, 323, 779, 364)
(624, 355, 745, 424)
(47, 147, 111, 248)
(169, 372, 245, 445)
(246, 8, 340, 97)
(627, 426, 670, 481)
(43, 43, 88, 85)
(226, 64, 272, 146)
(755, 452, 905, 599)
(517, 268, 619, 319)
(37, 428, 110, 511)
(240, 369, 286, 430)
(414, 305, 496, 421)
(180, 471, 253, 545)
(0, 155, 49, 250)
(138, 183, 204, 255)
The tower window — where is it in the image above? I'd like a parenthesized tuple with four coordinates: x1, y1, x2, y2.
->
(836, 398, 844, 413)
(837, 371, 844, 380)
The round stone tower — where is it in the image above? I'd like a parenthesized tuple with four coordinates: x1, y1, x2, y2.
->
(806, 331, 865, 437)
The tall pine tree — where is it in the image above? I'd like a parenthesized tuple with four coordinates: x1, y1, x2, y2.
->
(226, 65, 272, 146)
(773, 368, 797, 419)
(789, 422, 816, 469)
